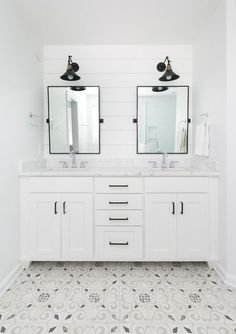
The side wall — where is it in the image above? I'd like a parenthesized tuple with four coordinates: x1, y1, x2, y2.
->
(0, 1, 43, 290)
(193, 0, 228, 279)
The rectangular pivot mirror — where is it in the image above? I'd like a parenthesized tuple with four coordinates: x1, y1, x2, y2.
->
(137, 86, 189, 154)
(48, 86, 100, 154)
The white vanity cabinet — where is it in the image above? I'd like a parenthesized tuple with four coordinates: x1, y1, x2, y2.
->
(145, 177, 211, 261)
(94, 177, 143, 260)
(20, 173, 218, 263)
(21, 177, 93, 261)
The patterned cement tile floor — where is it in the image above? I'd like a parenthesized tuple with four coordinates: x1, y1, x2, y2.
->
(0, 262, 236, 333)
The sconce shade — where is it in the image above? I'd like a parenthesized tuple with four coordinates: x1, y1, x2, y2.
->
(152, 86, 168, 92)
(60, 56, 80, 81)
(157, 56, 180, 82)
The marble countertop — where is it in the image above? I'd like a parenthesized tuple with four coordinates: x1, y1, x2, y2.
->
(19, 167, 219, 177)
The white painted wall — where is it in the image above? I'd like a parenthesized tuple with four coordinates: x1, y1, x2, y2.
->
(0, 1, 43, 288)
(193, 0, 236, 286)
(226, 0, 236, 283)
(43, 45, 192, 161)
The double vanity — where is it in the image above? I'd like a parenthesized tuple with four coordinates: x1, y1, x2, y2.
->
(20, 168, 218, 263)
(19, 84, 218, 263)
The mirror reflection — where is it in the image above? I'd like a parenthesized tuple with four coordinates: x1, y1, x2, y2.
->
(48, 86, 100, 154)
(137, 86, 189, 154)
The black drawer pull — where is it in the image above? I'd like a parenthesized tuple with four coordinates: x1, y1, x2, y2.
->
(172, 202, 175, 215)
(109, 217, 129, 221)
(109, 184, 128, 188)
(180, 201, 184, 214)
(54, 201, 58, 215)
(63, 201, 66, 214)
(109, 241, 129, 246)
(109, 201, 128, 205)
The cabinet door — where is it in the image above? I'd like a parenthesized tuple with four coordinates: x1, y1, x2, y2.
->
(30, 194, 61, 260)
(62, 194, 93, 260)
(177, 194, 209, 260)
(145, 194, 176, 260)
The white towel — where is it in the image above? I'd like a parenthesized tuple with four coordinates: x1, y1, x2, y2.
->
(195, 120, 210, 156)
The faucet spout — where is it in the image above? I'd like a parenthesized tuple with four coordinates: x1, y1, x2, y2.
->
(69, 145, 77, 168)
(161, 152, 168, 169)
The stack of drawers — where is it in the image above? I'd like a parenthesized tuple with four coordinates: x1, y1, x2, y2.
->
(95, 177, 143, 260)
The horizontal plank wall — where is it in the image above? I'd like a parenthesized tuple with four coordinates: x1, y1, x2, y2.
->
(43, 45, 192, 159)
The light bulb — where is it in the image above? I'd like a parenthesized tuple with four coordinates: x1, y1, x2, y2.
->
(68, 75, 73, 80)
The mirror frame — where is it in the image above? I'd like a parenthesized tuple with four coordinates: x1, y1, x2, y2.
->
(136, 85, 190, 154)
(47, 86, 101, 155)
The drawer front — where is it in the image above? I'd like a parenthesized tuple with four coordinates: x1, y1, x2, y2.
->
(96, 227, 142, 260)
(145, 177, 209, 193)
(95, 177, 142, 193)
(95, 210, 142, 226)
(95, 194, 142, 210)
(29, 177, 93, 193)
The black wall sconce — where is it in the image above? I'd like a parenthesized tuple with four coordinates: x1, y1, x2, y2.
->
(156, 56, 180, 82)
(60, 55, 80, 81)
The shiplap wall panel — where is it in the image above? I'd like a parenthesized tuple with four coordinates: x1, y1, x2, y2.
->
(43, 45, 192, 159)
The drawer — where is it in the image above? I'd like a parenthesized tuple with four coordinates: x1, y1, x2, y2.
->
(95, 177, 142, 193)
(145, 177, 209, 193)
(96, 227, 142, 260)
(95, 194, 142, 210)
(95, 210, 142, 226)
(29, 177, 93, 193)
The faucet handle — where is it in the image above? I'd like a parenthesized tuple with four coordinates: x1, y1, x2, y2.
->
(148, 161, 157, 168)
(80, 161, 89, 168)
(169, 160, 178, 168)
(59, 161, 68, 168)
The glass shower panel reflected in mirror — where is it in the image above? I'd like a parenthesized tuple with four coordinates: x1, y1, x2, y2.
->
(137, 86, 189, 154)
(48, 86, 100, 154)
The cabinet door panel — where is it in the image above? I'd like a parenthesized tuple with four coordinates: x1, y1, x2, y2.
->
(62, 194, 93, 260)
(177, 194, 209, 260)
(145, 194, 176, 260)
(30, 194, 61, 260)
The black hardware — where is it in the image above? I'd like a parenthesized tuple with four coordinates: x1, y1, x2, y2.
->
(99, 118, 104, 123)
(133, 118, 137, 123)
(54, 201, 58, 215)
(109, 242, 129, 246)
(180, 201, 184, 214)
(109, 184, 128, 188)
(172, 202, 175, 215)
(109, 217, 129, 221)
(109, 201, 128, 205)
(188, 118, 191, 123)
(46, 118, 49, 124)
(63, 201, 66, 214)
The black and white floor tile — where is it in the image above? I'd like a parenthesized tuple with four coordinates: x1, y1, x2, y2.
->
(0, 262, 236, 333)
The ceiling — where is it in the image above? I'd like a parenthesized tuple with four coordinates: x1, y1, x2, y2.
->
(17, 0, 222, 45)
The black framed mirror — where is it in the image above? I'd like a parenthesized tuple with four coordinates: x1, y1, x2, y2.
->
(47, 86, 100, 154)
(136, 86, 189, 154)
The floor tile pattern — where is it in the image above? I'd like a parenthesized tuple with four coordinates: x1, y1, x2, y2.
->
(0, 262, 236, 333)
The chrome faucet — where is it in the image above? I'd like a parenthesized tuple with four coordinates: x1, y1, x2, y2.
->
(69, 146, 77, 168)
(161, 152, 168, 169)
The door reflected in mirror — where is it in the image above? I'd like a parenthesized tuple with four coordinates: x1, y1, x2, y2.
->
(137, 86, 189, 154)
(48, 86, 100, 154)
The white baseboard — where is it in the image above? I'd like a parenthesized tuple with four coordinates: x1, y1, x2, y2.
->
(208, 261, 236, 288)
(0, 262, 27, 298)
